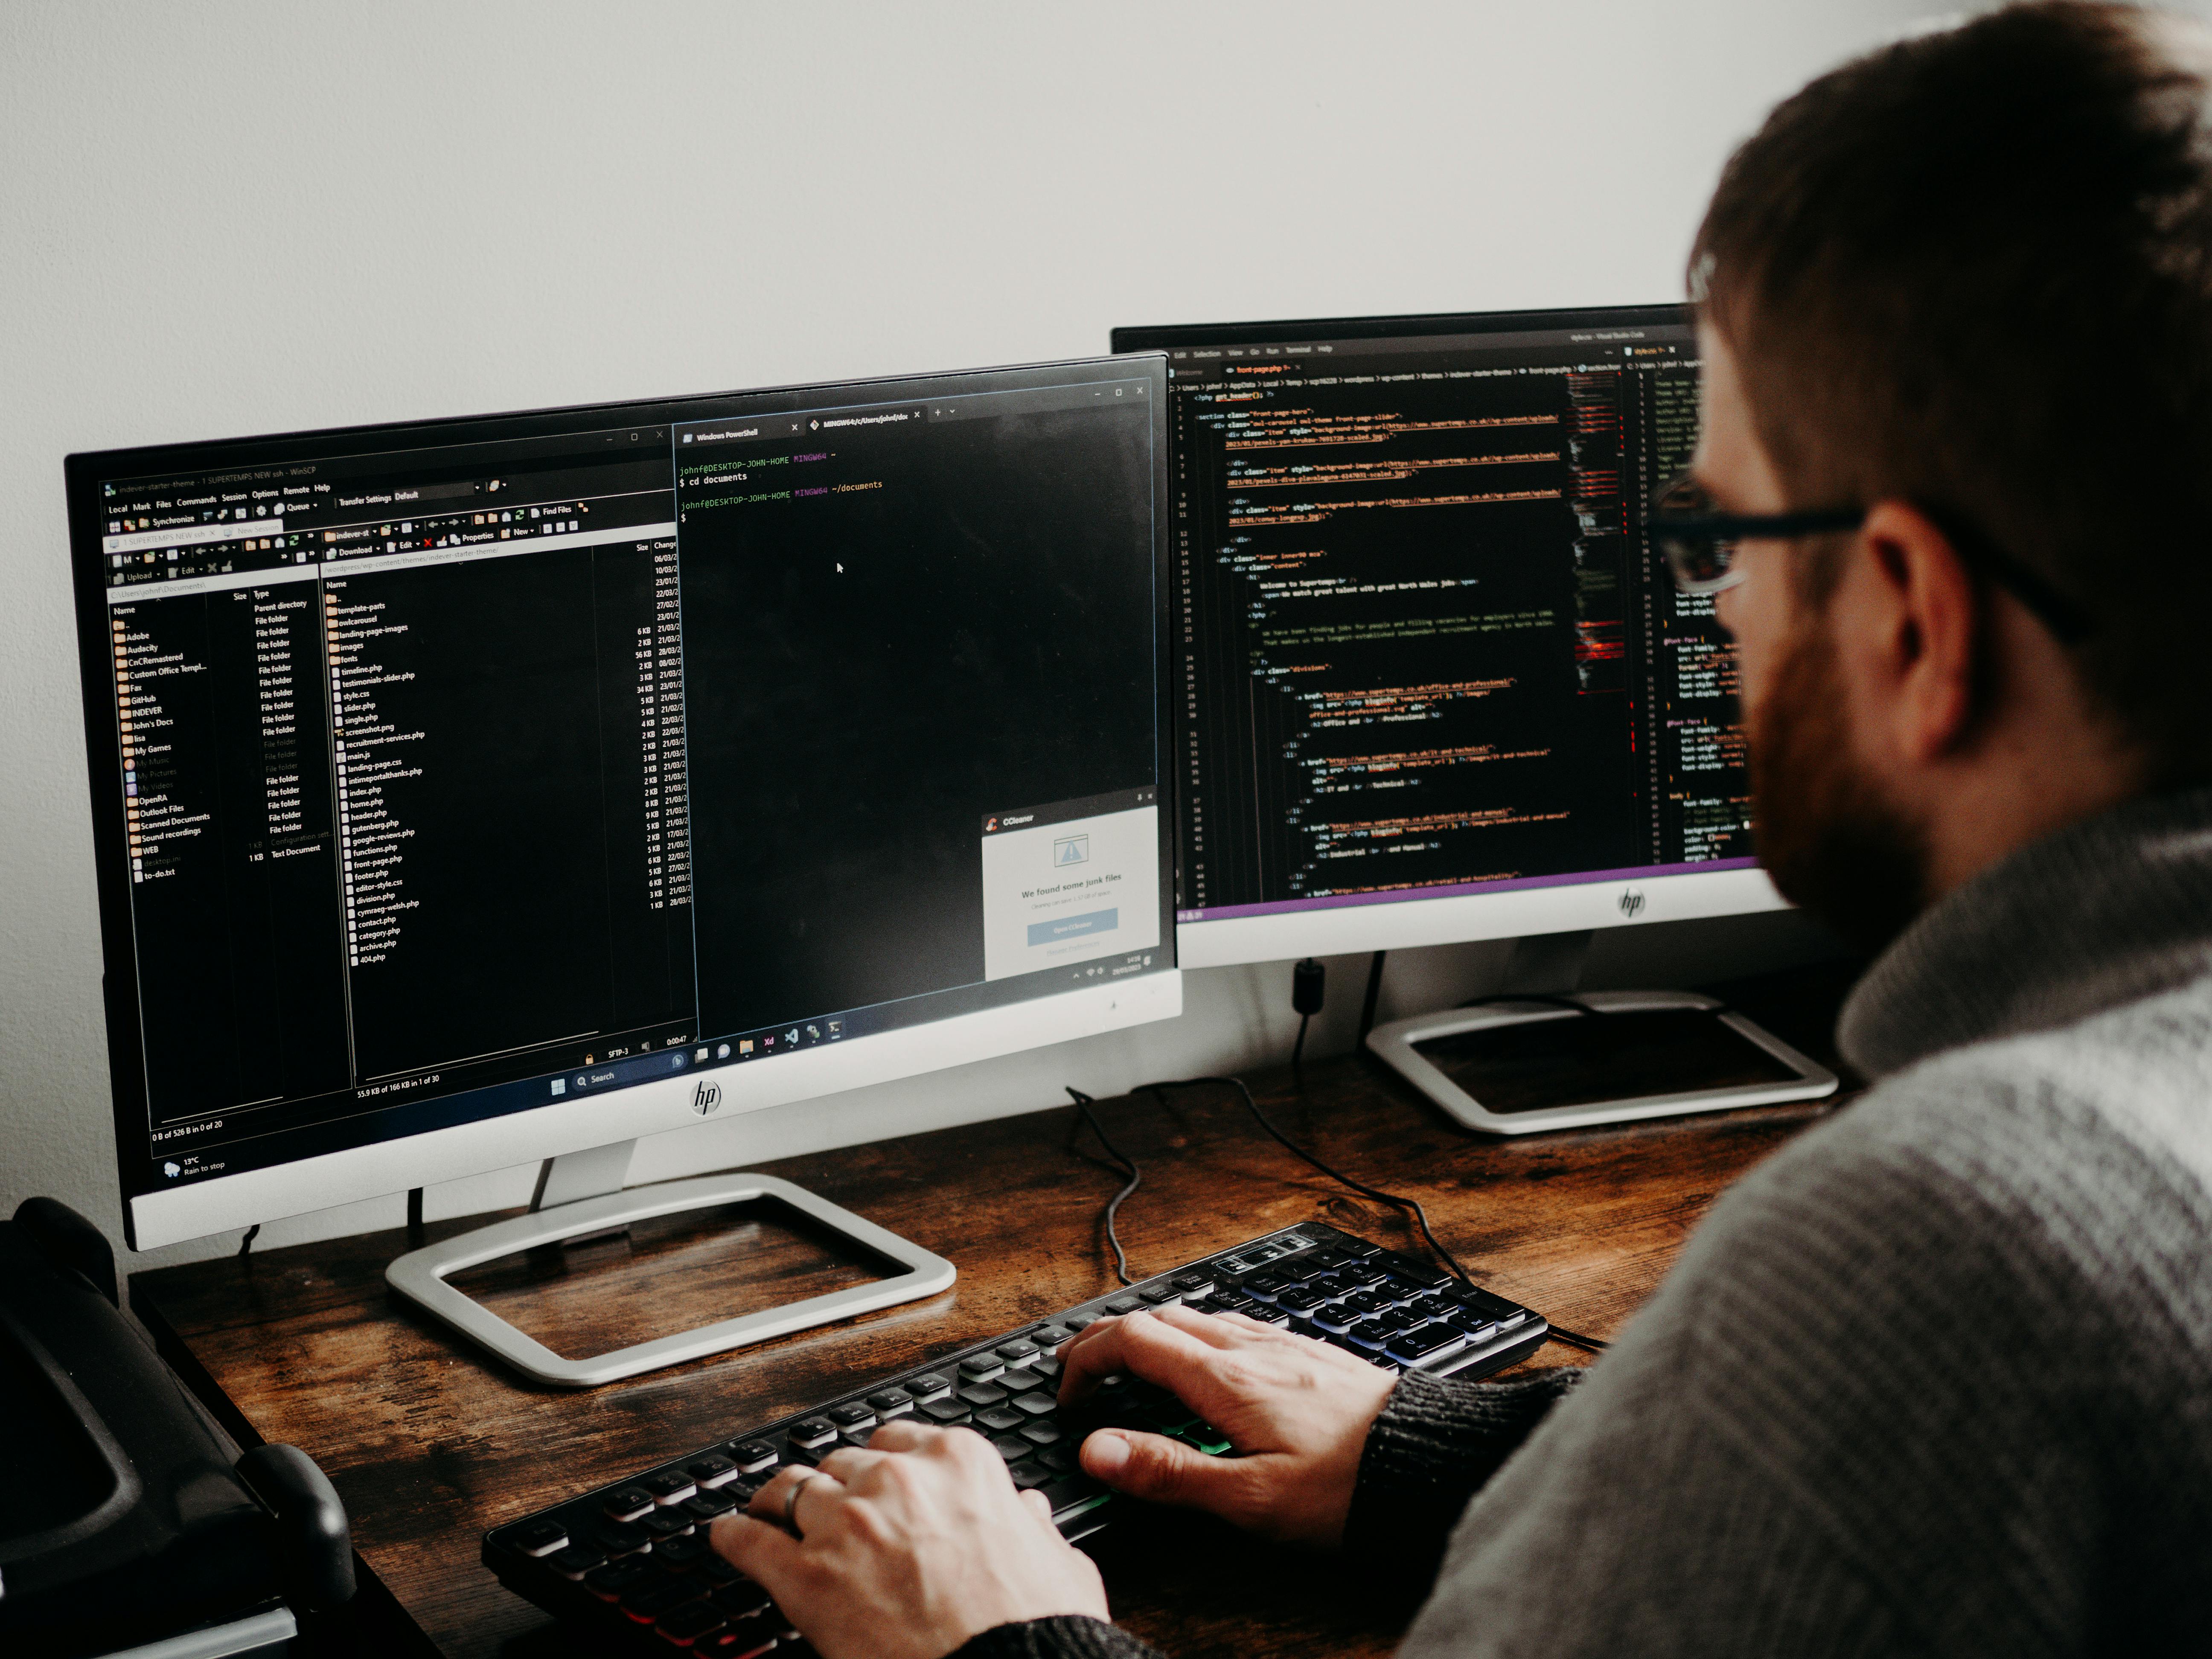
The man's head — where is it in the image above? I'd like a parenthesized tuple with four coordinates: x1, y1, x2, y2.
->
(1690, 2, 2212, 952)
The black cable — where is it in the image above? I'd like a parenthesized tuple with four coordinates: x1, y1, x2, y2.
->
(406, 1187, 425, 1236)
(1067, 1072, 1614, 1350)
(238, 1224, 260, 1256)
(1147, 1074, 1473, 1286)
(1066, 1087, 1141, 1285)
(1292, 1013, 1310, 1072)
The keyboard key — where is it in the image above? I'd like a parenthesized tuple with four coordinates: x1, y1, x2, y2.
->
(1169, 1271, 1215, 1296)
(1277, 1286, 1327, 1313)
(1309, 1301, 1356, 1334)
(1065, 1313, 1099, 1331)
(788, 1417, 836, 1449)
(696, 1554, 742, 1587)
(701, 1610, 782, 1657)
(514, 1519, 568, 1556)
(840, 1426, 876, 1448)
(1012, 1391, 1057, 1418)
(1399, 1263, 1452, 1289)
(631, 1577, 706, 1619)
(1339, 1289, 1387, 1318)
(1385, 1321, 1465, 1363)
(995, 1339, 1039, 1365)
(905, 1372, 952, 1401)
(1137, 1284, 1182, 1305)
(1306, 1249, 1348, 1271)
(1038, 1444, 1080, 1473)
(999, 1365, 1048, 1394)
(958, 1355, 1007, 1382)
(653, 1532, 711, 1570)
(683, 1490, 738, 1522)
(688, 1455, 739, 1488)
(596, 1521, 651, 1557)
(1141, 1399, 1197, 1432)
(1010, 1460, 1055, 1490)
(1028, 1356, 1064, 1383)
(712, 1581, 774, 1618)
(1304, 1272, 1349, 1299)
(957, 1382, 1008, 1409)
(990, 1433, 1032, 1462)
(866, 1388, 913, 1417)
(1104, 1295, 1142, 1315)
(654, 1601, 726, 1646)
(1346, 1318, 1395, 1348)
(1445, 1309, 1499, 1343)
(1029, 1324, 1074, 1348)
(976, 1407, 1025, 1433)
(1041, 1474, 1106, 1512)
(920, 1398, 972, 1426)
(730, 1441, 779, 1474)
(1496, 1309, 1530, 1330)
(549, 1543, 605, 1579)
(827, 1402, 876, 1429)
(606, 1485, 657, 1522)
(585, 1557, 660, 1600)
(645, 1471, 699, 1505)
(641, 1511, 694, 1539)
(1178, 1423, 1231, 1455)
(1243, 1272, 1292, 1299)
(1019, 1419, 1064, 1448)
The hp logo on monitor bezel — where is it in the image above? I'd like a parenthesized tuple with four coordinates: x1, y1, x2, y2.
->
(692, 1081, 722, 1115)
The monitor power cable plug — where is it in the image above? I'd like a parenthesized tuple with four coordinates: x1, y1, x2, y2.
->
(1291, 957, 1326, 1072)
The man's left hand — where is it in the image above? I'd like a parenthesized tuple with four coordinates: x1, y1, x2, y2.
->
(710, 1419, 1110, 1659)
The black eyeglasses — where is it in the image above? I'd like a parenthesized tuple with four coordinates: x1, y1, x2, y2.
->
(1646, 471, 2095, 643)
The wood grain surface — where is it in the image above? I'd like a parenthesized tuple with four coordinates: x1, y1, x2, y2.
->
(131, 966, 1860, 1659)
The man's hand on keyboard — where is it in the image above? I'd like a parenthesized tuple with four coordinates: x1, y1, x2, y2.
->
(1057, 1306, 1397, 1547)
(710, 1419, 1109, 1659)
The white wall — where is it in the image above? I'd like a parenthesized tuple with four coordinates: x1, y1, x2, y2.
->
(2, 1, 1951, 1272)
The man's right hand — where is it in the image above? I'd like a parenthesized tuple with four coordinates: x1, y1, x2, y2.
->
(1056, 1306, 1398, 1548)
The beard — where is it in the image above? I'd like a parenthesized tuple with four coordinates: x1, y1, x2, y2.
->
(1746, 620, 1931, 958)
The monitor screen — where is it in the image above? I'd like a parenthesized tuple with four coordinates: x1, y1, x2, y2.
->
(1112, 307, 1776, 966)
(68, 357, 1174, 1237)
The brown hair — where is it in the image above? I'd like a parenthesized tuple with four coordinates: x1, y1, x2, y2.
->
(1693, 2, 2212, 783)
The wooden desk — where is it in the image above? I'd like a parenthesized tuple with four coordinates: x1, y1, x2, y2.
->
(132, 969, 1857, 1659)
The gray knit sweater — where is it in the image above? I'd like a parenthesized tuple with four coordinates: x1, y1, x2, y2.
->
(963, 788, 2212, 1658)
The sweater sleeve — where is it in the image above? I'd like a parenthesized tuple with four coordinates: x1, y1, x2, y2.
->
(1342, 1365, 1586, 1580)
(950, 1615, 1167, 1659)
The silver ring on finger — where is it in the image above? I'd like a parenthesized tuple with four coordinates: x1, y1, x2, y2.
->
(783, 1468, 821, 1537)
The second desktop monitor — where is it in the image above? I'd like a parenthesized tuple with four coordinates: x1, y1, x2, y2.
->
(1114, 306, 1777, 966)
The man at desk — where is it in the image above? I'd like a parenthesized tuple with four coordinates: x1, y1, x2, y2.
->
(716, 5, 2212, 1653)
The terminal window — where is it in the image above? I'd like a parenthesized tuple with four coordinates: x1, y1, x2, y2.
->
(1153, 318, 1748, 922)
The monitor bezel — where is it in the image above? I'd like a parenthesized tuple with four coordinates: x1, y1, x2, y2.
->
(1111, 304, 1787, 966)
(67, 354, 1181, 1249)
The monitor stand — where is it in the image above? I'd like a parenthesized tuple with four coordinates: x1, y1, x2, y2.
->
(1364, 929, 1838, 1135)
(384, 1141, 956, 1388)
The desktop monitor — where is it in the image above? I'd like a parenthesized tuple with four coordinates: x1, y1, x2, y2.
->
(1111, 307, 1786, 969)
(66, 355, 1179, 1294)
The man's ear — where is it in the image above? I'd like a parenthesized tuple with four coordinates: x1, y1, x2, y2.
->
(1848, 500, 1982, 765)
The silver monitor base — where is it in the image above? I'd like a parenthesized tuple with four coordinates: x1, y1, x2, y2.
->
(385, 1143, 955, 1387)
(1367, 987, 1838, 1135)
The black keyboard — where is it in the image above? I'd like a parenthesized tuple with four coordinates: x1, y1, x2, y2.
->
(483, 1222, 1550, 1655)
